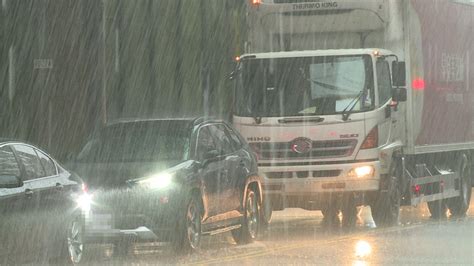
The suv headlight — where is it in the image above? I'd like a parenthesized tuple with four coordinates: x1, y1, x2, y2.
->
(138, 173, 174, 190)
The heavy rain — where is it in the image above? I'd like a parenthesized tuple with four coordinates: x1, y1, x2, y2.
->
(0, 0, 473, 265)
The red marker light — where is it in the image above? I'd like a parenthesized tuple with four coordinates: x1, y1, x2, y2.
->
(412, 78, 425, 91)
(412, 184, 421, 195)
(251, 0, 262, 6)
(81, 183, 88, 193)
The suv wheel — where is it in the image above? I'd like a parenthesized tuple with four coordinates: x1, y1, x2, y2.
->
(232, 188, 260, 244)
(173, 194, 202, 253)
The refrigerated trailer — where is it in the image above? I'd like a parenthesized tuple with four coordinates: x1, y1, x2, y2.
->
(232, 0, 474, 226)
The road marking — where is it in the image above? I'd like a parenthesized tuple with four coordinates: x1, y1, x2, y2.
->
(190, 223, 428, 265)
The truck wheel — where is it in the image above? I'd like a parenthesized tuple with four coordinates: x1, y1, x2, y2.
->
(447, 153, 472, 217)
(232, 188, 261, 244)
(341, 196, 358, 228)
(371, 163, 401, 227)
(321, 206, 340, 226)
(427, 200, 448, 219)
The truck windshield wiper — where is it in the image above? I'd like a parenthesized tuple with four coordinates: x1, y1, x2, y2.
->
(308, 79, 357, 94)
(341, 90, 364, 121)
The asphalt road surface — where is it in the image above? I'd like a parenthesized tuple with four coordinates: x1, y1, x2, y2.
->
(9, 189, 474, 265)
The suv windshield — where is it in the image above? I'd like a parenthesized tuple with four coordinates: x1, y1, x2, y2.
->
(77, 121, 191, 163)
(235, 55, 374, 117)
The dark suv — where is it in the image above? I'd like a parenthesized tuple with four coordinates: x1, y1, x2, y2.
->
(69, 118, 262, 263)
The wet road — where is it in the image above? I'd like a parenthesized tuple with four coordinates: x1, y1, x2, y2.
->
(10, 190, 474, 265)
(72, 189, 474, 266)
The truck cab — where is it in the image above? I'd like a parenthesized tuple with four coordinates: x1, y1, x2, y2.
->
(232, 48, 406, 223)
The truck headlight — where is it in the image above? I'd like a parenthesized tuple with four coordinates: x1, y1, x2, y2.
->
(349, 166, 375, 178)
(138, 173, 173, 190)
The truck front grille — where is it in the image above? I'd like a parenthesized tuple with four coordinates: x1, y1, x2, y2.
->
(267, 170, 342, 179)
(256, 139, 357, 160)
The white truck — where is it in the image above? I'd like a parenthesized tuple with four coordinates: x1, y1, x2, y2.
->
(232, 0, 474, 226)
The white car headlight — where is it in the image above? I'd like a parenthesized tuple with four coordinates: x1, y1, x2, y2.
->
(138, 173, 174, 190)
(76, 193, 92, 212)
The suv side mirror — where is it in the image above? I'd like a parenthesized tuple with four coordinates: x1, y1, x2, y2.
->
(392, 61, 406, 87)
(203, 149, 220, 161)
(202, 149, 222, 167)
(392, 87, 407, 102)
(0, 175, 23, 188)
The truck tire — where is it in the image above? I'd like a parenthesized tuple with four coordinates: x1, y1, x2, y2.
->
(447, 153, 472, 217)
(321, 206, 340, 226)
(371, 162, 401, 227)
(341, 196, 358, 228)
(427, 199, 448, 219)
(260, 200, 272, 231)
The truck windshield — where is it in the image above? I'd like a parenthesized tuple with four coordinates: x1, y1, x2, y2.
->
(235, 55, 374, 117)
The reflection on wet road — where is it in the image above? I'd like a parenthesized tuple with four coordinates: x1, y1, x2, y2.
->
(10, 189, 474, 265)
(76, 189, 473, 265)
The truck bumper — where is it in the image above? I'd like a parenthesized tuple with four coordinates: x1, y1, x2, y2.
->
(259, 160, 381, 209)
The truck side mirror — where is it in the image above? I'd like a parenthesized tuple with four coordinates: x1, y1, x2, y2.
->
(392, 61, 406, 87)
(392, 87, 407, 102)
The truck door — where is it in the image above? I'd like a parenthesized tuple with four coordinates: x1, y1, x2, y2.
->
(376, 59, 399, 143)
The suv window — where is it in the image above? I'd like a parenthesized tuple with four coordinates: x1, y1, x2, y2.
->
(0, 146, 21, 178)
(196, 126, 217, 161)
(13, 145, 45, 180)
(208, 124, 234, 155)
(36, 149, 57, 177)
(224, 125, 243, 151)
